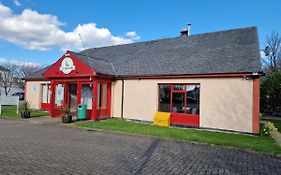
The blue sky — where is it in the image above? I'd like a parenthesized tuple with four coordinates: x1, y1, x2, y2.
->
(0, 0, 280, 66)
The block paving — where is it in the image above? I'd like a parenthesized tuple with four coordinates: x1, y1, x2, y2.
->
(0, 119, 280, 175)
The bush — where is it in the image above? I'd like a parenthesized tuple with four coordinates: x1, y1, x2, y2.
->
(260, 72, 281, 116)
(260, 122, 277, 136)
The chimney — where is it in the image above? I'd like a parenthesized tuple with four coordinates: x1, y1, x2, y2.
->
(180, 28, 188, 37)
(180, 23, 191, 37)
(187, 23, 191, 36)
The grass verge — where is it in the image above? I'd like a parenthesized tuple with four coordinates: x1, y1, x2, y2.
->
(0, 106, 48, 120)
(71, 118, 281, 155)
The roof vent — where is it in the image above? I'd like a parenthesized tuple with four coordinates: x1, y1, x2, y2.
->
(180, 23, 191, 37)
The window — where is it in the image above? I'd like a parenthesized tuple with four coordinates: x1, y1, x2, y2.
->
(81, 84, 92, 110)
(159, 85, 171, 112)
(186, 85, 200, 114)
(158, 84, 200, 115)
(172, 92, 185, 113)
(41, 84, 51, 103)
(55, 84, 64, 106)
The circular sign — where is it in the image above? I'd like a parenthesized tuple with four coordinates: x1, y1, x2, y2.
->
(59, 57, 75, 74)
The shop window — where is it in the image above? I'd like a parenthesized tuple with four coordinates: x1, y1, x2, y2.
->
(172, 92, 185, 113)
(41, 84, 51, 103)
(158, 85, 171, 112)
(186, 85, 200, 114)
(173, 85, 184, 91)
(158, 84, 200, 115)
(81, 84, 92, 110)
(55, 84, 64, 107)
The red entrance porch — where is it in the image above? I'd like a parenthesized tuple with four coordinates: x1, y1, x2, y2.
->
(49, 79, 111, 120)
(42, 51, 112, 120)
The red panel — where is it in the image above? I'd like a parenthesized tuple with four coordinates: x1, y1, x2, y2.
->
(170, 113, 199, 127)
(252, 78, 260, 134)
(44, 51, 95, 78)
(97, 108, 108, 117)
(91, 80, 98, 120)
(41, 103, 51, 111)
(86, 109, 92, 120)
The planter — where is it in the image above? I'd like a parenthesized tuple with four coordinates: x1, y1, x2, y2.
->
(21, 111, 31, 119)
(62, 114, 72, 123)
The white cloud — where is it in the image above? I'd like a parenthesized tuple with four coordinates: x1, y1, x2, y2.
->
(14, 0, 21, 7)
(0, 56, 40, 68)
(260, 51, 266, 59)
(126, 31, 140, 40)
(0, 4, 139, 51)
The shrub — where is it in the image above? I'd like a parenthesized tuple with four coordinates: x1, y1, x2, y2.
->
(260, 72, 281, 116)
(260, 122, 277, 136)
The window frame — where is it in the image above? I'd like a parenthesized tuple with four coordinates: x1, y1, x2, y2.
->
(158, 83, 200, 115)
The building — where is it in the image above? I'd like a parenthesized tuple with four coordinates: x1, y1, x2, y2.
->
(24, 26, 261, 133)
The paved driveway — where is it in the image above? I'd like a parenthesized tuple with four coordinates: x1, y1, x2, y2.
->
(0, 119, 280, 175)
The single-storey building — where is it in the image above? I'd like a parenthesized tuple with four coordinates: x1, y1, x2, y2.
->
(24, 26, 261, 134)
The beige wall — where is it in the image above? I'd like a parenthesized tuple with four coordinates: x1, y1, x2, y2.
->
(111, 77, 254, 133)
(25, 81, 50, 109)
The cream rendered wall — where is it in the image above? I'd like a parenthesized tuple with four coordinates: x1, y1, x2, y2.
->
(111, 77, 253, 133)
(111, 80, 122, 118)
(25, 81, 50, 109)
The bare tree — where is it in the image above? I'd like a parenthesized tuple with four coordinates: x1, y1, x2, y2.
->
(0, 64, 18, 95)
(15, 64, 42, 90)
(262, 31, 281, 72)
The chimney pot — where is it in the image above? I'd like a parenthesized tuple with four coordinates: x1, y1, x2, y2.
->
(180, 23, 191, 37)
(187, 23, 191, 36)
(180, 28, 188, 37)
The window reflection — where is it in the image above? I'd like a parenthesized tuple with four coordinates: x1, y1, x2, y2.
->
(173, 85, 184, 91)
(158, 84, 200, 115)
(159, 85, 170, 112)
(172, 92, 185, 113)
(186, 85, 200, 114)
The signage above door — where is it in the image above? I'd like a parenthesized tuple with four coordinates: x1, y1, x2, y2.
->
(60, 57, 75, 74)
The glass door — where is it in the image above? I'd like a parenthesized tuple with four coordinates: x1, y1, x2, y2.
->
(80, 82, 93, 119)
(69, 83, 77, 112)
(96, 82, 111, 118)
(52, 83, 65, 117)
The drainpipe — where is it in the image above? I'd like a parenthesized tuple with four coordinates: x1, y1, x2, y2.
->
(121, 80, 124, 119)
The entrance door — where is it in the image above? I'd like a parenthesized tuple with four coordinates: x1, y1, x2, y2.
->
(69, 83, 77, 113)
(96, 83, 111, 118)
(52, 83, 65, 117)
(81, 83, 93, 119)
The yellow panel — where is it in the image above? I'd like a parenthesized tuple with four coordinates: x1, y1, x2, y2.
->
(153, 112, 170, 127)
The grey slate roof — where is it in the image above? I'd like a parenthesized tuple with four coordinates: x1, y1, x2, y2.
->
(25, 26, 261, 79)
(78, 26, 261, 77)
(23, 65, 51, 79)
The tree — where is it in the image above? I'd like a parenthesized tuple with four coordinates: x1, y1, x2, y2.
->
(260, 72, 281, 116)
(262, 31, 281, 72)
(15, 64, 42, 90)
(0, 64, 17, 95)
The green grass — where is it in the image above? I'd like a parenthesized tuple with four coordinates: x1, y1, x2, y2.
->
(71, 118, 281, 155)
(0, 106, 48, 119)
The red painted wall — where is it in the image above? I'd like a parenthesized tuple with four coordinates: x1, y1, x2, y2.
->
(44, 51, 95, 78)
